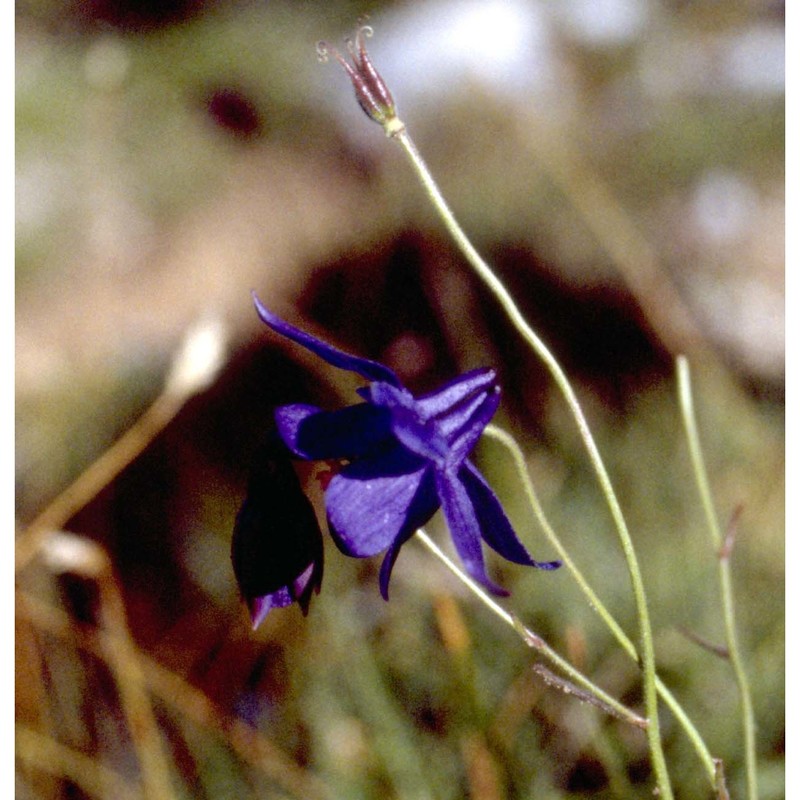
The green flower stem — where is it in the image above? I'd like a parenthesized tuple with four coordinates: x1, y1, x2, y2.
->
(392, 126, 673, 800)
(414, 528, 647, 731)
(483, 423, 718, 785)
(677, 356, 758, 800)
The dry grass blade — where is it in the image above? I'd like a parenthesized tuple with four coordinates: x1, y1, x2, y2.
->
(16, 590, 332, 800)
(18, 533, 176, 799)
(531, 664, 649, 730)
(16, 725, 143, 800)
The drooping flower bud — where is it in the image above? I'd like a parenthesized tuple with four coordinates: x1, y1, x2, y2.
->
(232, 439, 324, 628)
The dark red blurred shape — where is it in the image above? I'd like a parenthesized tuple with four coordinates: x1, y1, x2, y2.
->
(206, 88, 263, 140)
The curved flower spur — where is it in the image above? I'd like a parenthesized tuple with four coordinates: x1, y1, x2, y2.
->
(249, 294, 560, 609)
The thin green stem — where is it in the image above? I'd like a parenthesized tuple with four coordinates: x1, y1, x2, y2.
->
(392, 126, 673, 799)
(414, 529, 647, 731)
(677, 356, 758, 800)
(483, 423, 718, 785)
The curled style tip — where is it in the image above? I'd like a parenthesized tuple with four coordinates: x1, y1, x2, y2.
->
(318, 21, 402, 134)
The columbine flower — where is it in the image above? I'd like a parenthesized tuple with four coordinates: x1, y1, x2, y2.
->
(232, 440, 324, 628)
(317, 21, 404, 136)
(253, 294, 560, 599)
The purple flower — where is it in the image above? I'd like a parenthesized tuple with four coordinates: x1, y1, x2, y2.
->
(253, 294, 560, 599)
(232, 441, 324, 628)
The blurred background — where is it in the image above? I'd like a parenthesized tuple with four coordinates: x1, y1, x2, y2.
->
(15, 0, 784, 798)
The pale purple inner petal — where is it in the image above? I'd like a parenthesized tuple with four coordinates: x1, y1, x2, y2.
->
(444, 388, 501, 468)
(415, 368, 497, 420)
(249, 590, 293, 630)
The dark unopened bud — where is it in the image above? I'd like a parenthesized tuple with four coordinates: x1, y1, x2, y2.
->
(318, 22, 404, 136)
(232, 440, 324, 628)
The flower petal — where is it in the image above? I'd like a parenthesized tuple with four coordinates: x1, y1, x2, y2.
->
(378, 533, 412, 600)
(248, 591, 294, 629)
(275, 402, 392, 460)
(434, 469, 509, 596)
(253, 293, 401, 386)
(459, 461, 561, 570)
(367, 382, 451, 463)
(326, 447, 438, 558)
(291, 559, 324, 615)
(444, 386, 501, 468)
(247, 558, 323, 628)
(415, 368, 497, 422)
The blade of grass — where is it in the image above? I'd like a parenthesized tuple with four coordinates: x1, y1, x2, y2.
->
(16, 589, 333, 800)
(16, 318, 227, 573)
(16, 724, 142, 800)
(677, 355, 758, 800)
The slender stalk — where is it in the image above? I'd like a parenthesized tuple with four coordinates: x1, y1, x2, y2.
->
(677, 356, 758, 800)
(15, 390, 186, 573)
(393, 126, 673, 799)
(483, 423, 718, 784)
(16, 318, 227, 573)
(414, 529, 647, 731)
